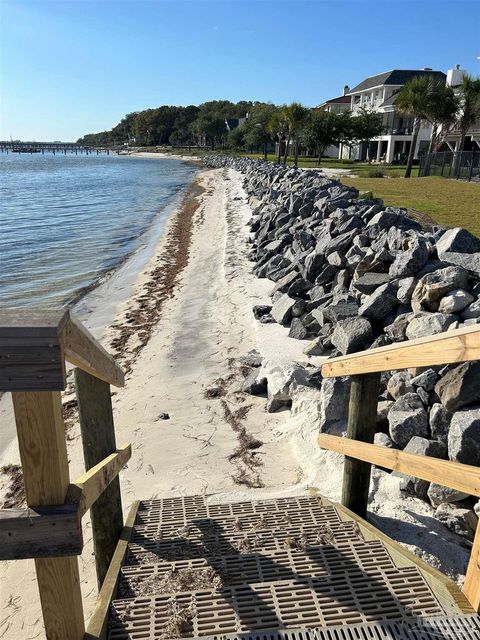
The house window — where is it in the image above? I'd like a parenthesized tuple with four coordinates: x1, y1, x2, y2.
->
(354, 96, 360, 105)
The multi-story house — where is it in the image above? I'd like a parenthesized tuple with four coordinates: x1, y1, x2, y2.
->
(440, 65, 480, 152)
(341, 68, 446, 163)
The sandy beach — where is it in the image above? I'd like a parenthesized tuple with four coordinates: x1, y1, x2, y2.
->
(0, 161, 472, 638)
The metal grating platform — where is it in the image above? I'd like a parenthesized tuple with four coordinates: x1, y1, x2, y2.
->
(120, 540, 395, 598)
(107, 494, 475, 640)
(188, 615, 480, 640)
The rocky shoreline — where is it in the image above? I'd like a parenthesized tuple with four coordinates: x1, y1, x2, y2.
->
(205, 154, 480, 542)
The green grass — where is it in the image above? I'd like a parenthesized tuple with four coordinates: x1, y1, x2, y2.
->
(233, 152, 419, 177)
(340, 175, 480, 237)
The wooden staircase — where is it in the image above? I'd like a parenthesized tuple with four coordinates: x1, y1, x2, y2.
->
(2, 311, 480, 639)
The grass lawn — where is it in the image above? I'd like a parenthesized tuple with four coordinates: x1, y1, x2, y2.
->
(234, 152, 419, 177)
(341, 175, 480, 237)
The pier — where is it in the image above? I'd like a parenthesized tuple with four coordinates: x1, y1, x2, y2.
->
(0, 141, 121, 155)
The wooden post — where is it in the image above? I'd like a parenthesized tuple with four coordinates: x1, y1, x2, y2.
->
(74, 369, 124, 588)
(12, 391, 85, 640)
(464, 520, 480, 611)
(341, 372, 380, 518)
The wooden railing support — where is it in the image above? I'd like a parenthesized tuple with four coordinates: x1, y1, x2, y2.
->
(341, 372, 380, 518)
(12, 391, 85, 639)
(74, 369, 124, 588)
(465, 521, 480, 610)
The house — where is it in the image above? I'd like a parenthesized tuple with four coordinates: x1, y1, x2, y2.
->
(341, 68, 447, 162)
(316, 89, 351, 157)
(439, 65, 480, 152)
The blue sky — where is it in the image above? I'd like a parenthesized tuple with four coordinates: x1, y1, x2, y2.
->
(1, 0, 479, 141)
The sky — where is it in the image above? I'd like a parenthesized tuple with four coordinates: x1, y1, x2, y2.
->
(1, 0, 480, 141)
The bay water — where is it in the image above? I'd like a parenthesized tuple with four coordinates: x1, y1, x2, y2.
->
(0, 152, 196, 308)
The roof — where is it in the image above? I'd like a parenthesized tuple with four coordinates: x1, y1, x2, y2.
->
(348, 69, 446, 93)
(324, 95, 351, 105)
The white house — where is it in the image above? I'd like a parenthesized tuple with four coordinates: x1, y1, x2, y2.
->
(340, 68, 447, 163)
(440, 65, 480, 152)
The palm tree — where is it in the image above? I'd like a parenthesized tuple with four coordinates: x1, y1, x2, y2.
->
(455, 74, 480, 153)
(396, 76, 434, 178)
(425, 82, 458, 154)
(267, 106, 288, 164)
(283, 102, 310, 166)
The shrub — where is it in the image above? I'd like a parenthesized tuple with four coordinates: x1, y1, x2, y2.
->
(368, 169, 385, 178)
(341, 158, 354, 164)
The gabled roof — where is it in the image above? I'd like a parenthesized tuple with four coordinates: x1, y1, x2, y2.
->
(348, 69, 446, 93)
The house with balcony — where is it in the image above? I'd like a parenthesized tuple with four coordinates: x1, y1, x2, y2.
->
(339, 68, 446, 163)
(439, 65, 480, 152)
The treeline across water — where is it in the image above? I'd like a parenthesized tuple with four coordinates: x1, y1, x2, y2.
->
(77, 99, 384, 166)
(78, 100, 255, 148)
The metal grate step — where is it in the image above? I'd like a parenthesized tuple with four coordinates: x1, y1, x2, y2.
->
(108, 568, 444, 639)
(120, 539, 395, 598)
(189, 615, 480, 640)
(128, 520, 363, 564)
(136, 496, 332, 526)
(133, 504, 343, 539)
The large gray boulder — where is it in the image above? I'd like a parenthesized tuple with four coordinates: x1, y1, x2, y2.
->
(396, 277, 417, 304)
(303, 336, 327, 356)
(387, 371, 414, 400)
(411, 368, 438, 392)
(438, 289, 474, 314)
(312, 302, 359, 327)
(411, 266, 469, 312)
(384, 313, 413, 342)
(352, 272, 391, 294)
(397, 436, 447, 499)
(319, 376, 351, 433)
(331, 317, 373, 354)
(271, 294, 296, 325)
(434, 503, 478, 541)
(436, 228, 480, 278)
(461, 299, 480, 320)
(429, 403, 452, 444)
(389, 238, 429, 278)
(448, 405, 480, 465)
(435, 362, 480, 411)
(405, 312, 456, 340)
(427, 484, 469, 507)
(359, 282, 399, 320)
(388, 393, 429, 448)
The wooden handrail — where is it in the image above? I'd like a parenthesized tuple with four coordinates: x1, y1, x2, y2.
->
(0, 504, 82, 561)
(322, 324, 480, 378)
(318, 433, 480, 496)
(62, 312, 125, 388)
(0, 308, 124, 391)
(67, 444, 131, 517)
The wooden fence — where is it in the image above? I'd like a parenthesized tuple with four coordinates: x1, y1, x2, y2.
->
(318, 323, 480, 611)
(0, 309, 130, 639)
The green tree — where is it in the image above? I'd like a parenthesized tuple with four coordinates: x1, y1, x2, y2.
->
(425, 82, 458, 154)
(455, 74, 480, 153)
(301, 110, 343, 162)
(226, 125, 247, 151)
(283, 102, 310, 166)
(349, 108, 384, 162)
(266, 106, 288, 163)
(245, 103, 277, 159)
(396, 76, 436, 178)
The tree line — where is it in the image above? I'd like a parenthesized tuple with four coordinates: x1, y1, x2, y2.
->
(78, 73, 480, 179)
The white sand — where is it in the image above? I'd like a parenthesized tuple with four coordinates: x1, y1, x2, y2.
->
(0, 167, 470, 639)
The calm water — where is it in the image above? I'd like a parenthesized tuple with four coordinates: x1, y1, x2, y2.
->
(0, 153, 196, 307)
